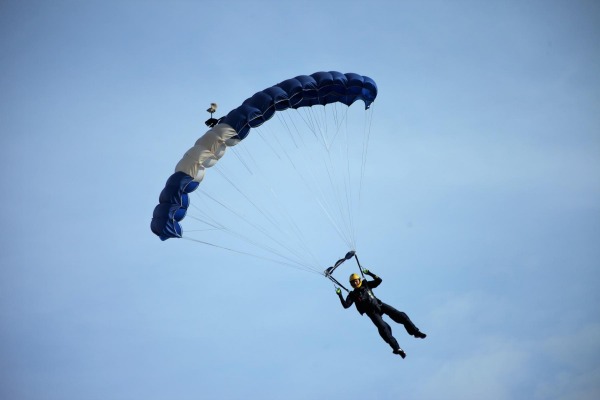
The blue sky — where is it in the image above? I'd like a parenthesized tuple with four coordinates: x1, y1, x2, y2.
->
(1, 1, 599, 399)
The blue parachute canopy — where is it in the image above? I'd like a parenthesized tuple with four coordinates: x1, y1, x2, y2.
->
(221, 71, 377, 140)
(151, 71, 377, 240)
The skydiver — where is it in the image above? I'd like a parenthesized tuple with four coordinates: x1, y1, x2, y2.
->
(335, 270, 426, 358)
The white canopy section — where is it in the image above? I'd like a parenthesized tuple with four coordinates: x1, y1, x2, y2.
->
(175, 124, 240, 182)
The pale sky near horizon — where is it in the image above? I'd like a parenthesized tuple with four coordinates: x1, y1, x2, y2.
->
(1, 1, 599, 399)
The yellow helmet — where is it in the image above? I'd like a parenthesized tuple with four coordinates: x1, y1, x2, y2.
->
(349, 273, 362, 288)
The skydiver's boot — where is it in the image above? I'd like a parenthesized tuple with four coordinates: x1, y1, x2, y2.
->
(393, 348, 406, 358)
(414, 331, 427, 339)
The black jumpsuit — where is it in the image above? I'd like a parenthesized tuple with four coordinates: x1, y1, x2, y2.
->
(337, 272, 422, 351)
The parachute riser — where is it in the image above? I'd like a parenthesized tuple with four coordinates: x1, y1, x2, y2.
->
(354, 253, 367, 279)
(326, 274, 350, 293)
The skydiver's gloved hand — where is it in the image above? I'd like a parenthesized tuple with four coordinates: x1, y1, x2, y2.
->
(364, 269, 377, 278)
(335, 288, 342, 295)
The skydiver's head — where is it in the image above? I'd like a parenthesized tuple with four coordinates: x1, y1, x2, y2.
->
(349, 273, 362, 288)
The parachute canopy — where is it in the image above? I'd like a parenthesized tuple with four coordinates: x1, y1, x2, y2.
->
(151, 71, 377, 241)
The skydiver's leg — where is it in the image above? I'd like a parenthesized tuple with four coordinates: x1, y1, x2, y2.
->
(367, 312, 400, 350)
(380, 303, 426, 338)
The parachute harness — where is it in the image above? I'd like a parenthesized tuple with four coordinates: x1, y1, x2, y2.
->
(323, 250, 366, 293)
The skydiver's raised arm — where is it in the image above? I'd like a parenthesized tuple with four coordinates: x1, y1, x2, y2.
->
(336, 289, 353, 309)
(364, 269, 382, 288)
